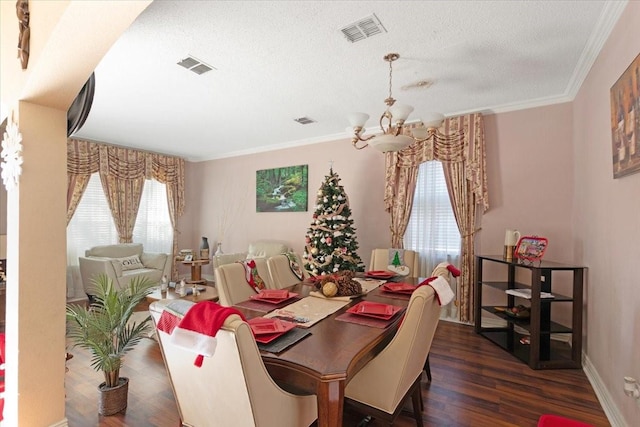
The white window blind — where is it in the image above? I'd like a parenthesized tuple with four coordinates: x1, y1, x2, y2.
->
(66, 174, 119, 298)
(404, 161, 461, 272)
(67, 173, 119, 260)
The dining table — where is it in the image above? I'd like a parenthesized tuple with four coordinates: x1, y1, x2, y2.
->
(233, 276, 416, 427)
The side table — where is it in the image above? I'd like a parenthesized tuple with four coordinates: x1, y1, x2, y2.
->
(181, 259, 210, 284)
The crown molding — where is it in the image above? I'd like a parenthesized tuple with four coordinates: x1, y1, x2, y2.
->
(565, 0, 628, 98)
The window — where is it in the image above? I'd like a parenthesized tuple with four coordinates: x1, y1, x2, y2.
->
(404, 161, 460, 275)
(66, 174, 172, 298)
(67, 174, 119, 261)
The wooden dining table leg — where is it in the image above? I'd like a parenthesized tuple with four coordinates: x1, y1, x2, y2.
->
(316, 379, 345, 427)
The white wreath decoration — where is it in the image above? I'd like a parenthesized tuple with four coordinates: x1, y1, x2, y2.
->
(1, 118, 24, 190)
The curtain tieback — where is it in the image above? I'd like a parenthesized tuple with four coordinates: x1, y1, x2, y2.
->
(461, 227, 482, 238)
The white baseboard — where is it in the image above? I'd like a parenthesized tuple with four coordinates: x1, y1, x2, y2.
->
(49, 419, 69, 427)
(582, 353, 626, 427)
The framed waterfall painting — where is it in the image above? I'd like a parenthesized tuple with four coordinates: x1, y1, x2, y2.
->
(610, 52, 640, 179)
(256, 164, 308, 212)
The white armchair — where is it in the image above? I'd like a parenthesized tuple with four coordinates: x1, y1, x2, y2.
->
(79, 243, 170, 298)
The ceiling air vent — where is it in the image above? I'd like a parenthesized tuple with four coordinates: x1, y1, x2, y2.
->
(294, 117, 316, 125)
(177, 55, 215, 75)
(340, 14, 387, 43)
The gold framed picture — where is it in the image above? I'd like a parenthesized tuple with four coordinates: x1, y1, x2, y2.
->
(610, 52, 640, 178)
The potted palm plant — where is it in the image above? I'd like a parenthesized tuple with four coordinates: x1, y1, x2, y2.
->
(66, 274, 156, 415)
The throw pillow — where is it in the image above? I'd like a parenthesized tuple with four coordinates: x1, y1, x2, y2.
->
(118, 255, 144, 271)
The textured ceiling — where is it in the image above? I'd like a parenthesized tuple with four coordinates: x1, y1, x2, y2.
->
(72, 0, 626, 161)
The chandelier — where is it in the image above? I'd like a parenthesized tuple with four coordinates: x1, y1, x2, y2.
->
(348, 53, 463, 152)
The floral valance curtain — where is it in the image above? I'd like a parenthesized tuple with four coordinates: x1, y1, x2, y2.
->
(67, 138, 185, 278)
(383, 113, 488, 323)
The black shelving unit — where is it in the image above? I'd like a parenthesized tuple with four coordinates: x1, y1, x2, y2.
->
(474, 255, 584, 369)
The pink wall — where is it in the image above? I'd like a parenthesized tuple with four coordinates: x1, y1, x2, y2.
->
(573, 1, 640, 424)
(481, 103, 575, 263)
(178, 137, 389, 278)
(480, 104, 577, 327)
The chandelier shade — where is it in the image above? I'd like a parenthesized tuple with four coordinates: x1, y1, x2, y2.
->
(421, 112, 445, 129)
(368, 134, 414, 152)
(348, 53, 463, 153)
(388, 104, 413, 122)
(347, 112, 370, 128)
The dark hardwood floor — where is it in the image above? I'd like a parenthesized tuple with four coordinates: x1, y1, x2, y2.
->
(64, 321, 610, 426)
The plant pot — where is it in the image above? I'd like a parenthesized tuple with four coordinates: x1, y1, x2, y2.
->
(98, 377, 129, 416)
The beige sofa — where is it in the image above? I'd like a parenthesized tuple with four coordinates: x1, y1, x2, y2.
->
(206, 240, 292, 282)
(79, 243, 170, 297)
(246, 240, 291, 258)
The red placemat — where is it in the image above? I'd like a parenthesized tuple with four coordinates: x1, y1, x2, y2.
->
(235, 296, 302, 313)
(335, 309, 405, 329)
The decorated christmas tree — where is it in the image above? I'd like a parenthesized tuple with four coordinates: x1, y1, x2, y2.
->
(303, 167, 365, 276)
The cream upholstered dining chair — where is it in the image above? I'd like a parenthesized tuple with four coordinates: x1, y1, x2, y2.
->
(266, 253, 308, 289)
(214, 259, 273, 306)
(369, 248, 420, 278)
(343, 285, 441, 427)
(150, 301, 318, 427)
